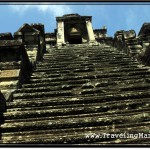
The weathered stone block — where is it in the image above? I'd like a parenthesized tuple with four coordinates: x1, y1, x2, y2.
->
(137, 44, 150, 65)
(14, 32, 23, 42)
(26, 49, 38, 67)
(114, 30, 124, 37)
(0, 69, 20, 80)
(45, 33, 56, 46)
(0, 32, 13, 40)
(123, 30, 136, 40)
(142, 42, 149, 48)
(94, 27, 107, 39)
(0, 80, 19, 89)
(31, 23, 45, 35)
(128, 45, 142, 50)
(0, 40, 22, 62)
(0, 61, 21, 70)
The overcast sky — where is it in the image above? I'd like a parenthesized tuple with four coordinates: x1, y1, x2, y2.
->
(0, 2, 150, 37)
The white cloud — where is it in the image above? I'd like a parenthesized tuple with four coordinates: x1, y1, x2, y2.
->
(9, 3, 73, 17)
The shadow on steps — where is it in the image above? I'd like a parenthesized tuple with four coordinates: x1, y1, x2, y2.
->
(0, 92, 6, 143)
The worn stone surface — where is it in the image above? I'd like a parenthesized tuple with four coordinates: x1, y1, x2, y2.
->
(0, 81, 19, 90)
(1, 14, 150, 146)
(0, 44, 150, 145)
(0, 36, 31, 109)
(123, 30, 136, 40)
(136, 23, 150, 66)
(0, 69, 20, 79)
(137, 44, 150, 65)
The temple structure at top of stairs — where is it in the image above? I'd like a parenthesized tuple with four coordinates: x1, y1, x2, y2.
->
(1, 13, 150, 145)
(45, 14, 111, 47)
(56, 14, 96, 45)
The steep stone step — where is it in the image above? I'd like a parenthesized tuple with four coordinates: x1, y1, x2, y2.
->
(1, 111, 150, 133)
(13, 83, 150, 99)
(4, 105, 150, 123)
(27, 71, 150, 85)
(40, 59, 139, 65)
(2, 121, 150, 137)
(1, 122, 150, 144)
(1, 44, 150, 144)
(31, 66, 147, 78)
(12, 87, 150, 100)
(15, 79, 150, 94)
(13, 90, 73, 99)
(6, 96, 150, 110)
(22, 80, 88, 88)
(12, 89, 150, 103)
(15, 85, 78, 93)
(36, 61, 139, 68)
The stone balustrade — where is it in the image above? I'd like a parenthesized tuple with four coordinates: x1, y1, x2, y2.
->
(114, 24, 150, 65)
(114, 30, 142, 59)
(0, 24, 46, 119)
(136, 23, 150, 65)
(0, 40, 31, 101)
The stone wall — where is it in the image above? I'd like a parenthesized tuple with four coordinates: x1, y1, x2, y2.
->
(94, 27, 113, 46)
(0, 40, 31, 102)
(0, 25, 46, 122)
(45, 33, 56, 48)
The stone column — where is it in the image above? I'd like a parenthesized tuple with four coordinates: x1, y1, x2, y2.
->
(86, 19, 95, 43)
(57, 21, 65, 45)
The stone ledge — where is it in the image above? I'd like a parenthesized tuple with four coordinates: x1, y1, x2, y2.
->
(0, 69, 21, 80)
(0, 81, 19, 89)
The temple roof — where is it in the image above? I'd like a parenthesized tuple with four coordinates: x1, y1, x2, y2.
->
(138, 23, 150, 36)
(63, 13, 81, 18)
(56, 13, 92, 22)
(17, 23, 40, 33)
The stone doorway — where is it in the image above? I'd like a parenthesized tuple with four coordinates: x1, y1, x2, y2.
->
(56, 14, 95, 45)
(68, 27, 82, 44)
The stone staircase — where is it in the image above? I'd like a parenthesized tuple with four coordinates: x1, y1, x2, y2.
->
(1, 44, 150, 145)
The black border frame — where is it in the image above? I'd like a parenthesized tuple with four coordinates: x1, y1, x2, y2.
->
(0, 1, 150, 148)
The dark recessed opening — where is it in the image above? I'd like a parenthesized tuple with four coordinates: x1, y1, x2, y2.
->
(68, 35, 82, 44)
